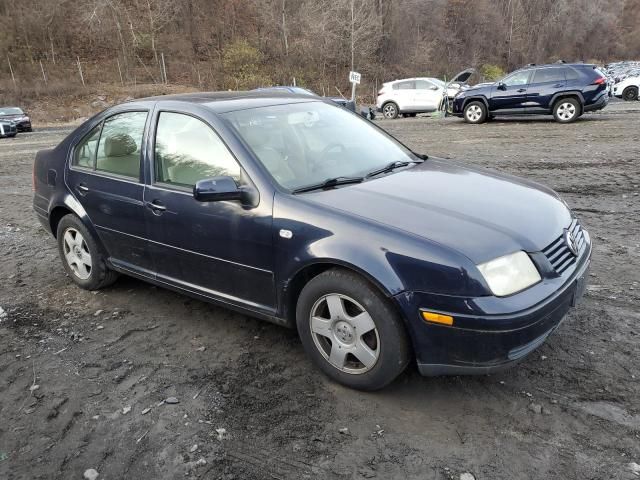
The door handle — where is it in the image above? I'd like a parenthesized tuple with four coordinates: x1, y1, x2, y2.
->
(76, 183, 89, 194)
(146, 200, 166, 213)
(517, 88, 526, 93)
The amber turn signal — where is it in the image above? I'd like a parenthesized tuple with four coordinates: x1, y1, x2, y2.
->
(421, 311, 454, 326)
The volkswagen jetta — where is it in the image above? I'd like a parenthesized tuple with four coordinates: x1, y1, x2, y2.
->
(33, 92, 591, 390)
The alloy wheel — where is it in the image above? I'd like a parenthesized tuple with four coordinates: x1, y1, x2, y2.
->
(309, 293, 380, 374)
(62, 228, 92, 280)
(383, 104, 397, 119)
(465, 104, 483, 122)
(557, 102, 577, 121)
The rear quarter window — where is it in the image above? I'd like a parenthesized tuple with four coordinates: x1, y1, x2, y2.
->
(72, 125, 102, 169)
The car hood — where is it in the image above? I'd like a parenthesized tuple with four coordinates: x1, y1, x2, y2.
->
(448, 68, 475, 85)
(460, 83, 493, 94)
(302, 159, 571, 264)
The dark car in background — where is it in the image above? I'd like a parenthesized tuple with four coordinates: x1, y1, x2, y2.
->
(0, 107, 32, 132)
(452, 63, 608, 123)
(253, 86, 356, 112)
(0, 119, 18, 138)
(33, 92, 590, 390)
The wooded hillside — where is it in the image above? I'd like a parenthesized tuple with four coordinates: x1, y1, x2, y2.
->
(1, 0, 639, 99)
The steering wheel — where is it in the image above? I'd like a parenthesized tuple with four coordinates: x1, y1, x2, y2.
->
(311, 143, 346, 173)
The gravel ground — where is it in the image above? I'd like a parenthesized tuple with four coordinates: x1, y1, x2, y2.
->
(1, 101, 639, 480)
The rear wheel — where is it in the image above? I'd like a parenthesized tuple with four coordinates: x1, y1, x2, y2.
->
(553, 98, 580, 123)
(57, 215, 118, 290)
(296, 269, 411, 390)
(622, 86, 638, 101)
(382, 102, 399, 119)
(463, 101, 487, 124)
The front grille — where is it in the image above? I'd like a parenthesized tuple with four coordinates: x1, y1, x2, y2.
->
(542, 219, 586, 275)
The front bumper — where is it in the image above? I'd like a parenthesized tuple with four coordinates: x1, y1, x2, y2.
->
(395, 244, 591, 376)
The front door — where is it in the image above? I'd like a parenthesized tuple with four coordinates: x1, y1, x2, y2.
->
(413, 80, 442, 111)
(490, 70, 532, 113)
(66, 110, 153, 272)
(143, 110, 276, 311)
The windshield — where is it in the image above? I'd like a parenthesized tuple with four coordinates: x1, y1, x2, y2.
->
(222, 102, 416, 191)
(0, 107, 24, 115)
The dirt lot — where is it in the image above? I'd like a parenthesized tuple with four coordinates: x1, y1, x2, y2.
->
(1, 101, 639, 480)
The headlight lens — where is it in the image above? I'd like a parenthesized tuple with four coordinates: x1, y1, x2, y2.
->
(477, 251, 541, 297)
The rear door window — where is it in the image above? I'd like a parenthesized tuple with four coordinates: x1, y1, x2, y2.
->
(95, 112, 147, 179)
(394, 81, 415, 90)
(532, 68, 565, 84)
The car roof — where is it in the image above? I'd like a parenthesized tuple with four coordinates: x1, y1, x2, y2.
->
(388, 77, 439, 83)
(515, 63, 595, 71)
(128, 90, 323, 113)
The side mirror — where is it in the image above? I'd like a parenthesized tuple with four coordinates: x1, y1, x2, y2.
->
(193, 176, 243, 202)
(430, 85, 439, 90)
(497, 82, 507, 91)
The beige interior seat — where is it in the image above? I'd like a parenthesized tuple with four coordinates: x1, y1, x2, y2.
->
(96, 133, 140, 177)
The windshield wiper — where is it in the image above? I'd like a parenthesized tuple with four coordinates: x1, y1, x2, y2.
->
(365, 159, 422, 179)
(292, 176, 364, 194)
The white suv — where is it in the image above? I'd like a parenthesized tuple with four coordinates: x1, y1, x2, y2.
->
(612, 76, 639, 101)
(376, 78, 446, 119)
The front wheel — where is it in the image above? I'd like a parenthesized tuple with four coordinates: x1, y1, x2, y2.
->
(463, 101, 487, 124)
(382, 102, 399, 119)
(296, 269, 411, 390)
(553, 98, 580, 123)
(622, 86, 638, 101)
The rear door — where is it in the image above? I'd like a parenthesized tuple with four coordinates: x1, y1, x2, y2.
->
(143, 107, 276, 311)
(66, 110, 154, 272)
(391, 80, 416, 111)
(525, 67, 566, 112)
(413, 80, 442, 111)
(490, 70, 532, 113)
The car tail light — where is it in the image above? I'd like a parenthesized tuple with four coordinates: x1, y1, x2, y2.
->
(592, 77, 606, 85)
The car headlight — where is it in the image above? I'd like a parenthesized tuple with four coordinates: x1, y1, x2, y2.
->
(477, 251, 541, 297)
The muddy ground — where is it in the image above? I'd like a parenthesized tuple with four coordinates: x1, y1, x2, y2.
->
(1, 101, 639, 480)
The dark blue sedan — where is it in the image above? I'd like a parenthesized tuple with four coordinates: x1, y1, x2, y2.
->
(33, 92, 591, 390)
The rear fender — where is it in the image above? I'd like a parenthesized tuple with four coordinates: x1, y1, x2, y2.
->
(550, 91, 585, 109)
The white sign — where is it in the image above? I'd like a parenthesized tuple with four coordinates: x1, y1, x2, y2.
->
(349, 71, 361, 84)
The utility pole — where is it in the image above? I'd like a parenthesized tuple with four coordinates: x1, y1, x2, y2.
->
(7, 56, 16, 88)
(77, 57, 85, 86)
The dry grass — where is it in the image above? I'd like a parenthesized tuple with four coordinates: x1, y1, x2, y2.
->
(0, 82, 197, 126)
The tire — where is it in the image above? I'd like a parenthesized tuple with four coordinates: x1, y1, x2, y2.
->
(553, 98, 580, 123)
(463, 101, 487, 124)
(382, 102, 399, 119)
(296, 268, 411, 390)
(56, 214, 118, 290)
(622, 86, 638, 101)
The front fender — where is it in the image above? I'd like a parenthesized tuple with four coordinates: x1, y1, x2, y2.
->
(273, 192, 488, 310)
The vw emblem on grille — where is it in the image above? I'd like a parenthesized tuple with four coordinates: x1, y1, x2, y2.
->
(563, 229, 579, 257)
